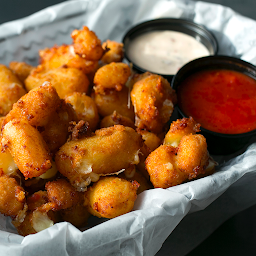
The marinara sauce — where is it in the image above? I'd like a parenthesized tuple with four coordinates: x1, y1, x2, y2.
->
(178, 69, 256, 134)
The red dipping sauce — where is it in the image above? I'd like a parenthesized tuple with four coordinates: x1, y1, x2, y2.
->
(178, 69, 256, 134)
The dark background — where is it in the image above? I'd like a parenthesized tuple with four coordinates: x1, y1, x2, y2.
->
(0, 0, 255, 24)
(0, 0, 255, 255)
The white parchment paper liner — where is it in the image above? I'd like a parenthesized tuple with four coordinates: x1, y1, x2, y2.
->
(0, 0, 256, 255)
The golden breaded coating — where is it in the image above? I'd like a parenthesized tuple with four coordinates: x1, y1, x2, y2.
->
(41, 100, 77, 154)
(27, 191, 49, 211)
(0, 64, 26, 116)
(65, 92, 99, 131)
(131, 72, 177, 134)
(1, 119, 52, 179)
(25, 66, 90, 98)
(85, 177, 139, 218)
(9, 61, 34, 83)
(145, 117, 213, 189)
(3, 82, 60, 127)
(16, 190, 59, 236)
(46, 179, 81, 210)
(60, 201, 90, 228)
(93, 86, 135, 120)
(145, 145, 188, 188)
(164, 117, 201, 147)
(93, 62, 131, 94)
(101, 40, 124, 64)
(15, 212, 36, 236)
(0, 116, 5, 128)
(55, 125, 143, 191)
(100, 111, 135, 129)
(39, 45, 99, 74)
(71, 26, 104, 61)
(0, 174, 26, 217)
(119, 169, 153, 194)
(176, 134, 209, 180)
(137, 129, 162, 152)
(0, 64, 24, 87)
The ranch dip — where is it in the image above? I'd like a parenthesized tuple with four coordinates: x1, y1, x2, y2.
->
(127, 30, 210, 75)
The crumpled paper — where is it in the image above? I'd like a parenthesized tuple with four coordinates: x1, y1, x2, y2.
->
(1, 0, 256, 255)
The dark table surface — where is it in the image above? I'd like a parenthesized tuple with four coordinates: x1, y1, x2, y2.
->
(0, 0, 256, 255)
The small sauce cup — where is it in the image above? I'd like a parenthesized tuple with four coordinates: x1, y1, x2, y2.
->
(122, 18, 218, 82)
(172, 55, 256, 155)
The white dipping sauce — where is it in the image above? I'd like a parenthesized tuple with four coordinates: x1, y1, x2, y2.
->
(127, 30, 210, 75)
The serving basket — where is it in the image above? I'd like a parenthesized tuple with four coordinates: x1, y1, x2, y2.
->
(1, 0, 256, 255)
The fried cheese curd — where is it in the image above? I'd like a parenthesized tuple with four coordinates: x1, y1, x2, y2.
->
(3, 82, 60, 127)
(145, 117, 215, 188)
(145, 145, 186, 188)
(9, 61, 34, 83)
(137, 129, 162, 152)
(93, 85, 135, 120)
(92, 63, 134, 120)
(15, 189, 63, 236)
(16, 177, 90, 236)
(39, 45, 99, 74)
(164, 116, 200, 147)
(1, 119, 52, 179)
(71, 26, 104, 61)
(176, 134, 209, 179)
(65, 92, 99, 131)
(131, 72, 177, 134)
(25, 65, 90, 98)
(46, 179, 90, 227)
(101, 40, 124, 64)
(0, 64, 27, 116)
(55, 125, 144, 191)
(40, 99, 78, 154)
(0, 173, 26, 220)
(15, 212, 37, 236)
(16, 177, 89, 236)
(45, 179, 82, 210)
(100, 111, 135, 129)
(85, 177, 139, 218)
(16, 191, 51, 236)
(1, 83, 76, 180)
(93, 62, 131, 94)
(51, 178, 90, 228)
